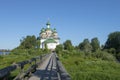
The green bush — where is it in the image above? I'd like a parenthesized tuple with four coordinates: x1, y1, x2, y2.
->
(116, 53, 120, 61)
(91, 50, 116, 61)
(0, 55, 3, 59)
(74, 61, 79, 66)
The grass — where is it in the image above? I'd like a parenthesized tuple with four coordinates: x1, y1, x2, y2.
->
(60, 53, 120, 80)
(0, 49, 49, 79)
(0, 53, 37, 69)
(0, 49, 48, 69)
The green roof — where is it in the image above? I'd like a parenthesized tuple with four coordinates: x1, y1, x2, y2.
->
(40, 28, 45, 33)
(46, 21, 51, 26)
(45, 28, 51, 30)
(52, 28, 57, 33)
(44, 39, 57, 43)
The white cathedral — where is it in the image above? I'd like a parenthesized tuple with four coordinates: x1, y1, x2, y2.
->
(40, 21, 60, 50)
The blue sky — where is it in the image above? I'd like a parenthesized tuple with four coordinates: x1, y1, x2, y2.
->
(0, 0, 120, 49)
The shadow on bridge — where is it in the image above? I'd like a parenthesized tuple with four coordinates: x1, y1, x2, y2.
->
(30, 54, 59, 80)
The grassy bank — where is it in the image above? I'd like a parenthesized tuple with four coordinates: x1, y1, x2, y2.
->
(0, 48, 50, 79)
(0, 49, 49, 69)
(60, 51, 120, 80)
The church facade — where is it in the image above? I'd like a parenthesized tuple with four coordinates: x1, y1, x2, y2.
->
(40, 21, 60, 50)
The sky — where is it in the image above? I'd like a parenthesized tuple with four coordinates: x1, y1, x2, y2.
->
(0, 0, 120, 49)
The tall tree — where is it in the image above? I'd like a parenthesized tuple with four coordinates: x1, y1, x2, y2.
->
(104, 31, 120, 61)
(36, 37, 40, 48)
(19, 35, 37, 49)
(79, 39, 92, 52)
(55, 44, 63, 53)
(104, 31, 120, 53)
(91, 37, 100, 52)
(63, 40, 74, 51)
(44, 43, 49, 52)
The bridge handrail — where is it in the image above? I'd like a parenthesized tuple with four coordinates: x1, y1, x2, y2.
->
(55, 53, 71, 80)
(0, 53, 49, 80)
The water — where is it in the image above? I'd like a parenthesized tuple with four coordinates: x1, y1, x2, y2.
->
(0, 51, 10, 55)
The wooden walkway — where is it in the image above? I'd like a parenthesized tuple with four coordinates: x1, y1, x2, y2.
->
(0, 53, 71, 80)
(29, 53, 60, 80)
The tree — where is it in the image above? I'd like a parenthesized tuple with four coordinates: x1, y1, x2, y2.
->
(104, 31, 120, 53)
(79, 39, 92, 52)
(55, 44, 63, 53)
(104, 31, 120, 61)
(91, 37, 100, 52)
(78, 42, 84, 50)
(19, 35, 37, 49)
(36, 37, 40, 48)
(44, 43, 49, 53)
(63, 40, 74, 51)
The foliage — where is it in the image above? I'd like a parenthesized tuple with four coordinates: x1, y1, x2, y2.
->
(104, 31, 120, 53)
(55, 44, 63, 54)
(36, 36, 40, 48)
(104, 31, 120, 61)
(0, 55, 3, 59)
(0, 48, 49, 69)
(91, 37, 100, 52)
(116, 53, 120, 61)
(59, 39, 118, 80)
(60, 53, 120, 80)
(63, 40, 74, 51)
(79, 39, 92, 53)
(58, 32, 120, 80)
(91, 50, 116, 61)
(0, 33, 50, 69)
(19, 35, 37, 49)
(43, 43, 49, 53)
(0, 48, 50, 80)
(107, 48, 116, 55)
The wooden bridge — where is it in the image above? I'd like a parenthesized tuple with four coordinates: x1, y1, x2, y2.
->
(0, 53, 71, 80)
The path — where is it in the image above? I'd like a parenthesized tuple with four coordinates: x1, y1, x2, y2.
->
(29, 53, 60, 80)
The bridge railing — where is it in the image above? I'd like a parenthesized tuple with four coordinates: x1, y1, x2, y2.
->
(0, 53, 49, 80)
(55, 53, 71, 80)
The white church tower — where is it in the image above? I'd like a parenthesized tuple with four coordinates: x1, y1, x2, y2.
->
(40, 21, 60, 50)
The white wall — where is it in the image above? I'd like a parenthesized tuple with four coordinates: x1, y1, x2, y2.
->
(47, 43, 57, 50)
(40, 39, 46, 48)
(55, 39, 60, 45)
(40, 39, 60, 50)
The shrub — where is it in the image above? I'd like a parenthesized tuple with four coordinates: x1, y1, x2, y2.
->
(91, 50, 116, 61)
(28, 49, 36, 55)
(116, 53, 120, 61)
(0, 55, 3, 59)
(74, 61, 79, 65)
